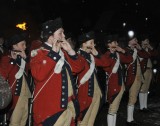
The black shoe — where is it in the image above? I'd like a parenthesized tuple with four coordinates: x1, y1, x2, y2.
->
(139, 108, 154, 113)
(126, 121, 141, 126)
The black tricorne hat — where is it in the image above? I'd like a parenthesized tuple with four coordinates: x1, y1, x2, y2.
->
(78, 31, 95, 44)
(41, 17, 63, 41)
(4, 30, 27, 50)
(139, 34, 150, 41)
(103, 34, 119, 44)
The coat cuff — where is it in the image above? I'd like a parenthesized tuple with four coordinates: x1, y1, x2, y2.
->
(122, 51, 128, 55)
(94, 54, 101, 58)
(68, 54, 78, 60)
(47, 50, 61, 62)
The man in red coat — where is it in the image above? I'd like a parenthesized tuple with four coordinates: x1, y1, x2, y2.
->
(30, 17, 83, 126)
(102, 34, 133, 126)
(139, 36, 158, 112)
(124, 36, 150, 126)
(76, 31, 112, 126)
(0, 30, 32, 126)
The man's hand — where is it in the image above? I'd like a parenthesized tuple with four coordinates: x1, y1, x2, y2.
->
(135, 43, 142, 50)
(91, 45, 98, 56)
(147, 44, 153, 50)
(19, 51, 27, 59)
(61, 38, 75, 55)
(11, 50, 27, 59)
(115, 46, 125, 53)
(48, 36, 61, 52)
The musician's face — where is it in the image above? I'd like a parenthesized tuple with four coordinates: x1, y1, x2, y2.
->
(129, 38, 138, 47)
(53, 28, 65, 41)
(142, 39, 149, 45)
(141, 39, 149, 49)
(13, 40, 26, 51)
(108, 41, 118, 48)
(83, 39, 95, 53)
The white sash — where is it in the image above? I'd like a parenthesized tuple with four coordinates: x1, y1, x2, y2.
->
(0, 46, 3, 53)
(54, 49, 65, 74)
(80, 54, 95, 86)
(15, 58, 26, 79)
(131, 48, 137, 64)
(112, 52, 120, 73)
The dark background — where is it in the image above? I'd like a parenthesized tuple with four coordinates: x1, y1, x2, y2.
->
(0, 0, 160, 45)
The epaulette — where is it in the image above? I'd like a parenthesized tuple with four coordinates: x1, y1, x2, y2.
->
(31, 47, 44, 57)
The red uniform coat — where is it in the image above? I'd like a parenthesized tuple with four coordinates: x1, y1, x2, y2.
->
(124, 47, 150, 90)
(102, 51, 133, 103)
(140, 49, 158, 73)
(0, 54, 30, 110)
(77, 50, 113, 119)
(30, 44, 84, 125)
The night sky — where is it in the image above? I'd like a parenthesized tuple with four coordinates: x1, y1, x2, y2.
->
(0, 0, 160, 44)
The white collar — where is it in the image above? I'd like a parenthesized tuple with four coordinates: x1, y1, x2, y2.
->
(45, 42, 52, 47)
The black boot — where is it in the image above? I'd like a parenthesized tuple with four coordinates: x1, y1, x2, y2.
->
(139, 108, 154, 113)
(126, 121, 141, 126)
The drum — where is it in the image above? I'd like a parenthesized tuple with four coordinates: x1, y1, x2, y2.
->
(0, 75, 12, 109)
